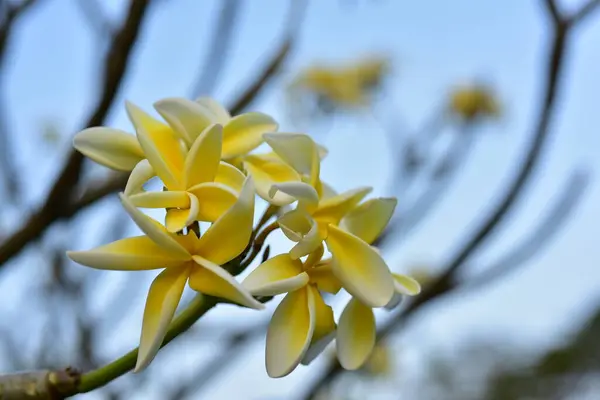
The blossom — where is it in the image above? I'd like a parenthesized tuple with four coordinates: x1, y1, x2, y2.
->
(261, 132, 398, 308)
(447, 83, 501, 121)
(242, 245, 341, 378)
(67, 177, 263, 372)
(73, 97, 277, 171)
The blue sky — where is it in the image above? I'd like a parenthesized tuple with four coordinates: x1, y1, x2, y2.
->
(1, 0, 600, 399)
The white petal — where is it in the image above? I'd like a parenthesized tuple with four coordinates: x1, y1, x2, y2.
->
(124, 159, 155, 196)
(269, 182, 319, 213)
(154, 97, 216, 144)
(73, 127, 144, 171)
(195, 96, 231, 124)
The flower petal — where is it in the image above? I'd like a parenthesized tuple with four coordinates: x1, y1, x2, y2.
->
(195, 177, 255, 265)
(73, 127, 145, 171)
(126, 101, 185, 190)
(243, 154, 300, 206)
(340, 198, 397, 244)
(184, 123, 223, 188)
(162, 193, 199, 233)
(336, 298, 376, 370)
(326, 225, 394, 308)
(393, 273, 421, 296)
(214, 161, 245, 193)
(277, 210, 324, 259)
(320, 180, 337, 200)
(124, 159, 155, 196)
(190, 255, 264, 310)
(301, 286, 336, 365)
(195, 97, 231, 124)
(67, 235, 186, 270)
(263, 133, 319, 178)
(313, 186, 372, 225)
(269, 182, 319, 213)
(154, 97, 215, 144)
(266, 287, 315, 378)
(135, 266, 190, 372)
(129, 191, 190, 209)
(384, 292, 404, 310)
(187, 182, 238, 222)
(119, 193, 191, 260)
(222, 112, 278, 159)
(308, 262, 343, 294)
(242, 254, 307, 296)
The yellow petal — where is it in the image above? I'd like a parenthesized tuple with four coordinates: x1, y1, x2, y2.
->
(340, 198, 397, 244)
(214, 161, 245, 193)
(313, 187, 372, 225)
(266, 287, 315, 378)
(73, 127, 145, 171)
(119, 193, 191, 260)
(393, 273, 421, 296)
(124, 159, 155, 196)
(222, 112, 278, 159)
(126, 101, 185, 190)
(195, 97, 231, 124)
(326, 225, 394, 308)
(243, 154, 300, 206)
(184, 124, 223, 188)
(263, 133, 319, 179)
(242, 254, 308, 296)
(154, 97, 215, 144)
(135, 265, 189, 372)
(163, 193, 199, 233)
(308, 262, 343, 294)
(336, 298, 376, 370)
(187, 182, 238, 222)
(66, 235, 186, 270)
(301, 286, 336, 365)
(195, 177, 255, 265)
(269, 182, 319, 213)
(189, 255, 264, 309)
(128, 191, 190, 209)
(277, 210, 323, 259)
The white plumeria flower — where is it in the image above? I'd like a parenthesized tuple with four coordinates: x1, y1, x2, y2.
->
(67, 177, 263, 372)
(263, 133, 399, 308)
(242, 246, 341, 378)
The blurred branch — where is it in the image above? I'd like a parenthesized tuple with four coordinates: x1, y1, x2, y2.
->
(302, 1, 600, 397)
(0, 0, 306, 269)
(226, 0, 307, 115)
(74, 0, 114, 38)
(190, 0, 242, 97)
(166, 322, 268, 400)
(376, 125, 477, 247)
(0, 0, 43, 203)
(463, 169, 589, 291)
(0, 0, 151, 269)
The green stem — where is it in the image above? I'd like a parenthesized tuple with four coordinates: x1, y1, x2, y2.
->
(74, 294, 219, 395)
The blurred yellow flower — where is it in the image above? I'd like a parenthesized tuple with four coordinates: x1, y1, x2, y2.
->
(288, 56, 390, 111)
(361, 344, 393, 377)
(447, 84, 501, 121)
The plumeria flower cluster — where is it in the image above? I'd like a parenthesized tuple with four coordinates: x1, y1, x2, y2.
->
(67, 96, 421, 378)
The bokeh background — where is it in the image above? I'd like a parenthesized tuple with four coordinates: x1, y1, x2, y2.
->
(0, 0, 599, 399)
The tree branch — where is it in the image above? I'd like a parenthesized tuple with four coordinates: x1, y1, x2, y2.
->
(301, 0, 593, 397)
(0, 0, 151, 268)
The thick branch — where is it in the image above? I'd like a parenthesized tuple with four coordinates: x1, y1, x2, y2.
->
(0, 369, 80, 400)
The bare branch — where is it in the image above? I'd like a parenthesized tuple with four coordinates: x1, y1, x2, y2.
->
(543, 0, 562, 25)
(463, 169, 590, 291)
(0, 368, 80, 400)
(190, 0, 242, 97)
(301, 1, 586, 397)
(569, 0, 600, 25)
(226, 0, 307, 115)
(0, 0, 151, 268)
